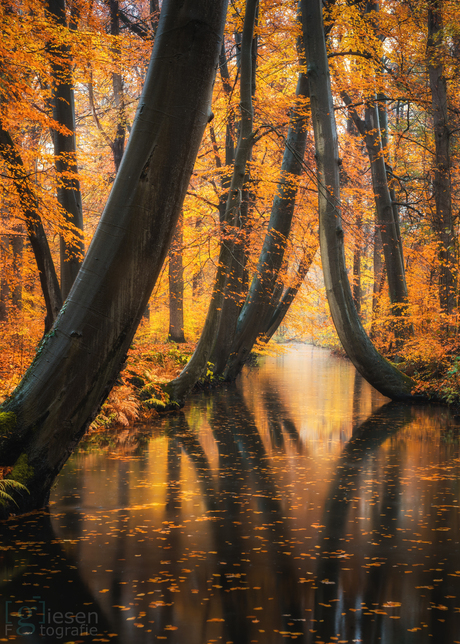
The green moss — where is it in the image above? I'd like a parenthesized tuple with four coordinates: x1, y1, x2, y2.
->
(0, 412, 16, 436)
(8, 453, 34, 485)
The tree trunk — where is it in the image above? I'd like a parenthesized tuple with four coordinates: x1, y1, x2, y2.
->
(109, 0, 127, 173)
(427, 0, 456, 316)
(224, 69, 310, 380)
(168, 0, 258, 402)
(209, 5, 259, 375)
(46, 0, 85, 300)
(370, 223, 384, 339)
(168, 214, 186, 343)
(343, 96, 409, 324)
(0, 124, 63, 330)
(0, 0, 228, 517)
(300, 0, 413, 401)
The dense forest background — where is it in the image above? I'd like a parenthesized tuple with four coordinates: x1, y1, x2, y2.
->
(2, 0, 460, 418)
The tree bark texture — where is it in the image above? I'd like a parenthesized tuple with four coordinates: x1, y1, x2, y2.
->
(0, 0, 228, 515)
(168, 0, 258, 402)
(224, 69, 310, 380)
(427, 0, 456, 315)
(46, 0, 84, 299)
(168, 214, 186, 343)
(209, 2, 259, 375)
(300, 0, 413, 401)
(109, 0, 127, 173)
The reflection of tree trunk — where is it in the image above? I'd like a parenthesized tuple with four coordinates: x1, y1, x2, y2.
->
(261, 379, 302, 450)
(0, 512, 115, 637)
(168, 214, 186, 343)
(313, 403, 413, 642)
(300, 0, 414, 401)
(427, 0, 456, 316)
(210, 387, 306, 637)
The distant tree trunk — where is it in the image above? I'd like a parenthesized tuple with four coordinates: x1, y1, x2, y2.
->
(46, 0, 84, 300)
(0, 237, 9, 322)
(370, 222, 384, 339)
(0, 124, 62, 330)
(168, 214, 186, 343)
(352, 230, 362, 316)
(168, 0, 258, 402)
(300, 0, 413, 401)
(109, 0, 127, 173)
(11, 227, 23, 309)
(343, 97, 409, 325)
(0, 0, 228, 517)
(427, 0, 456, 316)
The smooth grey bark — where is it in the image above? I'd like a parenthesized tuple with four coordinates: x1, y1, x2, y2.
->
(223, 69, 310, 380)
(168, 214, 186, 343)
(168, 0, 258, 403)
(427, 0, 456, 315)
(46, 0, 85, 300)
(300, 0, 413, 401)
(0, 0, 228, 516)
(0, 124, 63, 330)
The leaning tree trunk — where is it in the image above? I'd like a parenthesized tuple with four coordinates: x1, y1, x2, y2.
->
(0, 0, 228, 516)
(223, 68, 310, 380)
(208, 0, 259, 376)
(300, 0, 413, 401)
(167, 0, 258, 403)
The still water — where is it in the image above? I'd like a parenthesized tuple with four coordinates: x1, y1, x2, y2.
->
(1, 344, 460, 643)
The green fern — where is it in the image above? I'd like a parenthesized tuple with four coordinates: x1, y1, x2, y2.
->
(0, 479, 29, 507)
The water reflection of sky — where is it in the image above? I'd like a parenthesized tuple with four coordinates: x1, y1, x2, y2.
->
(1, 344, 460, 643)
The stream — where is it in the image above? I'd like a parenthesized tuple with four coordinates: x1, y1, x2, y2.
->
(1, 344, 460, 643)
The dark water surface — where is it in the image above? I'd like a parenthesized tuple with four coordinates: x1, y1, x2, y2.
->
(1, 345, 460, 643)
